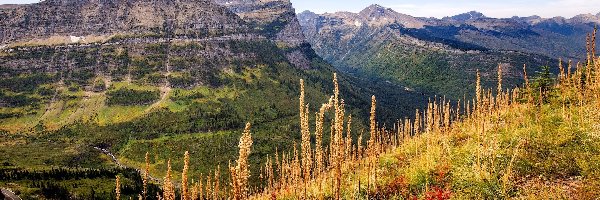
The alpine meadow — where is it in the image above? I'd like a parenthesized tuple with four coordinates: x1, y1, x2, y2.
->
(1, 0, 600, 199)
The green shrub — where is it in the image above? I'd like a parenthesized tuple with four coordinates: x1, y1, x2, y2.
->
(0, 92, 39, 107)
(106, 88, 160, 106)
(0, 73, 56, 92)
(168, 73, 195, 88)
(37, 86, 56, 96)
(67, 83, 81, 92)
(93, 79, 106, 92)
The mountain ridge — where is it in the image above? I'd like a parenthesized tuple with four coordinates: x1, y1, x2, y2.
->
(297, 4, 595, 100)
(299, 4, 599, 60)
(298, 4, 600, 25)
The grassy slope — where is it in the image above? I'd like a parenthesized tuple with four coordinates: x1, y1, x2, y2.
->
(370, 94, 600, 199)
(331, 32, 557, 101)
(261, 76, 600, 199)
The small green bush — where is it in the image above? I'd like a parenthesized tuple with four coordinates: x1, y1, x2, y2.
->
(106, 88, 160, 106)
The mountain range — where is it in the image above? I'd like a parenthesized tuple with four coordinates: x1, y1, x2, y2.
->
(298, 4, 598, 99)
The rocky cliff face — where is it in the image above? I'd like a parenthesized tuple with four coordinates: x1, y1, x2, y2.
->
(214, 0, 306, 46)
(0, 0, 310, 48)
(213, 0, 312, 68)
(0, 0, 249, 45)
(0, 0, 319, 83)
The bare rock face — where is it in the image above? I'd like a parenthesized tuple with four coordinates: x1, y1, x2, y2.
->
(570, 13, 600, 24)
(0, 0, 249, 45)
(213, 0, 314, 69)
(443, 11, 486, 22)
(214, 0, 306, 46)
(358, 4, 427, 28)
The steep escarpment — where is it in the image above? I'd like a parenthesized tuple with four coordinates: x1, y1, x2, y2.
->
(0, 0, 249, 45)
(214, 0, 305, 45)
(0, 0, 259, 87)
(214, 0, 313, 70)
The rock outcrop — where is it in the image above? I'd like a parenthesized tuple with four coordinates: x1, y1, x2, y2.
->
(0, 0, 248, 45)
(214, 0, 312, 68)
(214, 0, 306, 46)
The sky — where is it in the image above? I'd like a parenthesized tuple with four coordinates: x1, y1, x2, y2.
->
(1, 0, 599, 19)
(289, 0, 600, 18)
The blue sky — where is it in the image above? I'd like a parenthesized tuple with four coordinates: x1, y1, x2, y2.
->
(1, 0, 599, 18)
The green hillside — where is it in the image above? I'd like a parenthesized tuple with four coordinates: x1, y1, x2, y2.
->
(247, 50, 600, 199)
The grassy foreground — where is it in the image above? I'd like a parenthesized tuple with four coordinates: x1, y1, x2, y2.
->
(242, 63, 600, 199)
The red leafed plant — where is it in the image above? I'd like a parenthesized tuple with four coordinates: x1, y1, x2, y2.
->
(425, 186, 452, 200)
(425, 162, 452, 200)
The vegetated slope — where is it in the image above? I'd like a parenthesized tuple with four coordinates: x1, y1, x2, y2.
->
(244, 47, 600, 199)
(298, 5, 598, 99)
(0, 0, 430, 199)
(116, 48, 600, 199)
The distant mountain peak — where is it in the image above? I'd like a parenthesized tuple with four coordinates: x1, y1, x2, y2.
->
(366, 4, 386, 10)
(529, 15, 542, 19)
(570, 13, 600, 24)
(513, 15, 544, 25)
(446, 11, 486, 21)
(300, 10, 316, 15)
(354, 4, 427, 28)
(359, 4, 392, 16)
(297, 10, 319, 24)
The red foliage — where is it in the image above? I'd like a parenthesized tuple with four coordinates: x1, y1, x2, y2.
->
(424, 186, 452, 200)
(424, 162, 452, 200)
(434, 162, 451, 184)
(372, 176, 409, 199)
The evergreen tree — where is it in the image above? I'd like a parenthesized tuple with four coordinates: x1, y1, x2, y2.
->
(532, 65, 554, 104)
